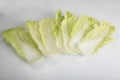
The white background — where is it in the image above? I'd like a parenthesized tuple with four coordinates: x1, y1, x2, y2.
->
(0, 0, 120, 80)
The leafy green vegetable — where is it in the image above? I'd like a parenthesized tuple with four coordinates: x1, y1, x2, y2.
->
(26, 21, 48, 56)
(39, 18, 64, 54)
(69, 15, 99, 54)
(2, 10, 115, 62)
(78, 21, 115, 55)
(2, 27, 43, 62)
(53, 10, 67, 53)
(60, 11, 81, 54)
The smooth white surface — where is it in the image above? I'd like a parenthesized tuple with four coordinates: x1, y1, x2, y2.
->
(0, 0, 120, 80)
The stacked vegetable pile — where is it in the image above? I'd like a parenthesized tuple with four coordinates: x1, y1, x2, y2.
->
(2, 10, 115, 62)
